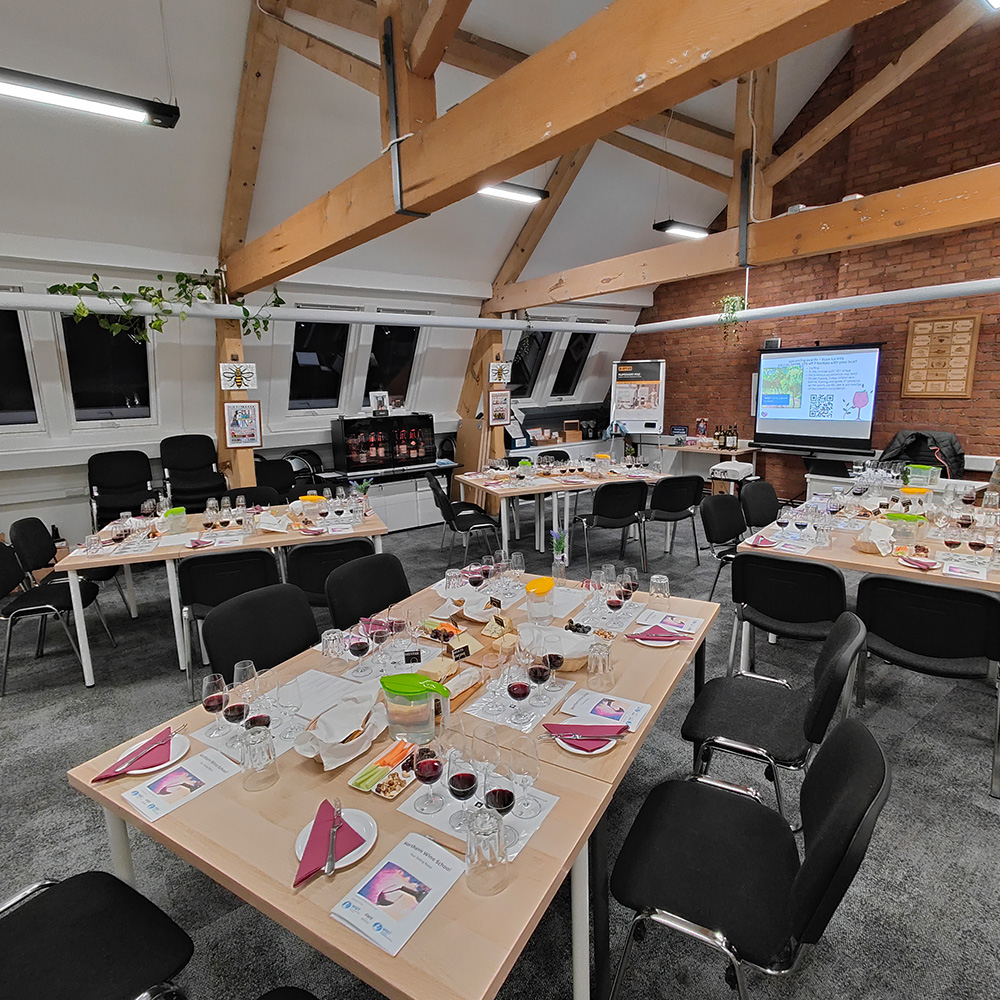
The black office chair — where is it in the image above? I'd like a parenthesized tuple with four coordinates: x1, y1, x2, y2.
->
(682, 611, 866, 820)
(9, 516, 128, 614)
(424, 472, 501, 567)
(574, 481, 648, 575)
(282, 447, 325, 487)
(257, 990, 319, 1000)
(727, 553, 847, 676)
(255, 458, 298, 502)
(325, 552, 411, 630)
(609, 718, 891, 1000)
(699, 493, 746, 601)
(219, 486, 283, 508)
(645, 475, 704, 563)
(87, 450, 159, 529)
(537, 449, 571, 463)
(0, 872, 193, 1000)
(856, 574, 1000, 796)
(287, 538, 376, 608)
(179, 550, 281, 699)
(0, 544, 114, 695)
(202, 584, 320, 684)
(160, 434, 228, 512)
(739, 479, 780, 530)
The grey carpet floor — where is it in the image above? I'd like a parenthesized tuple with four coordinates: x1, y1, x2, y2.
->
(2, 509, 999, 1000)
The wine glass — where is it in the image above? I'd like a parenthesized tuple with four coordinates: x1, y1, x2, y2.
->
(505, 663, 534, 727)
(466, 561, 485, 591)
(472, 723, 501, 800)
(485, 767, 519, 848)
(623, 565, 639, 603)
(218, 499, 232, 529)
(410, 740, 445, 814)
(527, 645, 551, 707)
(447, 745, 478, 832)
(602, 563, 617, 591)
(542, 634, 564, 693)
(201, 506, 217, 532)
(776, 506, 792, 539)
(348, 632, 372, 676)
(510, 736, 541, 819)
(588, 569, 605, 608)
(367, 618, 391, 671)
(201, 674, 229, 738)
(508, 551, 525, 591)
(385, 604, 407, 651)
(605, 579, 624, 625)
(480, 555, 495, 592)
(277, 677, 304, 740)
(223, 682, 250, 748)
(478, 653, 507, 718)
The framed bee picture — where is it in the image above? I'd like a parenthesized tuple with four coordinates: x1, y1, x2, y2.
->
(219, 362, 257, 390)
(224, 401, 262, 448)
(901, 313, 980, 398)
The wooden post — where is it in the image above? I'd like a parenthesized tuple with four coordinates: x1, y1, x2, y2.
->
(377, 0, 436, 149)
(215, 319, 257, 488)
(454, 326, 504, 506)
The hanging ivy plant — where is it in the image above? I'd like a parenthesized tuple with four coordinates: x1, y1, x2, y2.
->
(47, 268, 284, 340)
(716, 293, 747, 347)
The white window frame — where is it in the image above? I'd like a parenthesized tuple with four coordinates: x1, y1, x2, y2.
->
(0, 288, 45, 434)
(363, 308, 432, 412)
(282, 304, 362, 418)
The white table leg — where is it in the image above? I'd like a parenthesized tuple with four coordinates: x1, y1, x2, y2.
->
(374, 535, 383, 554)
(66, 569, 95, 687)
(164, 559, 187, 672)
(501, 497, 510, 553)
(563, 491, 572, 566)
(122, 564, 138, 618)
(104, 807, 136, 886)
(535, 496, 544, 553)
(571, 846, 591, 1000)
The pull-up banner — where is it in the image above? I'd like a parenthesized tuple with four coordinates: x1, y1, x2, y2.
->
(611, 360, 666, 433)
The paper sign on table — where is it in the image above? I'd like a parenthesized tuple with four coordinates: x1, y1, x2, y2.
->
(560, 689, 650, 731)
(633, 609, 705, 633)
(773, 540, 815, 555)
(121, 749, 239, 821)
(192, 718, 299, 763)
(941, 563, 988, 581)
(462, 678, 574, 733)
(330, 833, 463, 956)
(572, 601, 647, 636)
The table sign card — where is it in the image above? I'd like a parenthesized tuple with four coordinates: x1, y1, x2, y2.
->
(773, 540, 815, 555)
(573, 601, 647, 636)
(192, 718, 299, 763)
(121, 749, 239, 821)
(941, 562, 988, 581)
(560, 689, 650, 731)
(331, 833, 463, 956)
(633, 609, 705, 633)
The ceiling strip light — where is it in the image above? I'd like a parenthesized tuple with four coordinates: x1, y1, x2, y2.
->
(478, 181, 550, 205)
(0, 67, 180, 128)
(652, 219, 710, 240)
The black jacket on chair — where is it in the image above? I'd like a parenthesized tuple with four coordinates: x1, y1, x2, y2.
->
(878, 430, 964, 479)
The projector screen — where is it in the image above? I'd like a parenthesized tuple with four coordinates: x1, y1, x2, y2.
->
(753, 344, 881, 453)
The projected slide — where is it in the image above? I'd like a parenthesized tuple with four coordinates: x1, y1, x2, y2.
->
(754, 346, 880, 451)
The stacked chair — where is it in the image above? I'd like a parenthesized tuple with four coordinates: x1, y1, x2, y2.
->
(160, 434, 228, 513)
(87, 450, 159, 529)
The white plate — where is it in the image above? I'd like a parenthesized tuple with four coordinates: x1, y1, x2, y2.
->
(897, 557, 942, 570)
(294, 808, 378, 868)
(184, 540, 215, 549)
(115, 735, 191, 775)
(630, 636, 680, 648)
(553, 716, 620, 755)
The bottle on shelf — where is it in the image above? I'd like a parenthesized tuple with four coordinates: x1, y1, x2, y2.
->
(377, 431, 386, 460)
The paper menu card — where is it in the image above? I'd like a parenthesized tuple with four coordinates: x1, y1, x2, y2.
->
(121, 749, 239, 821)
(632, 609, 705, 633)
(941, 562, 988, 581)
(330, 833, 463, 956)
(560, 689, 650, 731)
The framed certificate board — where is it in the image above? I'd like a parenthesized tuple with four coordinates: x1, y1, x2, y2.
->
(901, 313, 980, 398)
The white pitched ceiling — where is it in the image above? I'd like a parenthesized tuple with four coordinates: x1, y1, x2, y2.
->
(0, 0, 850, 287)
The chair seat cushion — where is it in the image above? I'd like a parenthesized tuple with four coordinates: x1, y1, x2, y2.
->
(0, 871, 193, 1000)
(170, 471, 227, 492)
(453, 509, 497, 532)
(867, 634, 989, 679)
(2, 579, 99, 617)
(645, 508, 695, 523)
(742, 607, 837, 641)
(611, 779, 799, 967)
(576, 513, 640, 529)
(48, 566, 119, 585)
(94, 489, 158, 512)
(681, 675, 813, 763)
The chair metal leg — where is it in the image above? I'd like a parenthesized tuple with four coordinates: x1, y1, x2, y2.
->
(440, 523, 447, 550)
(691, 515, 701, 566)
(707, 559, 724, 601)
(727, 611, 740, 676)
(608, 913, 646, 1000)
(197, 619, 209, 665)
(34, 615, 46, 659)
(639, 521, 648, 573)
(582, 523, 592, 577)
(112, 571, 130, 614)
(462, 532, 471, 565)
(618, 526, 628, 560)
(728, 956, 751, 1000)
(770, 761, 786, 819)
(183, 607, 196, 702)
(93, 599, 117, 648)
(991, 680, 1000, 798)
(1, 619, 14, 696)
(856, 645, 868, 709)
(54, 612, 83, 668)
(445, 529, 457, 569)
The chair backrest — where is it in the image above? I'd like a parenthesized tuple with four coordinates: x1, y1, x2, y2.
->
(732, 553, 846, 624)
(325, 552, 412, 629)
(88, 450, 153, 492)
(699, 494, 746, 546)
(803, 612, 867, 744)
(424, 472, 457, 527)
(739, 479, 779, 529)
(790, 719, 891, 945)
(177, 550, 280, 610)
(592, 481, 648, 523)
(538, 450, 570, 462)
(202, 584, 319, 683)
(286, 538, 376, 604)
(0, 543, 28, 596)
(8, 517, 56, 573)
(219, 486, 283, 508)
(648, 475, 704, 514)
(856, 574, 1000, 662)
(255, 458, 297, 493)
(160, 434, 218, 473)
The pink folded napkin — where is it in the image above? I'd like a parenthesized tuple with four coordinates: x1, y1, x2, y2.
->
(293, 800, 366, 886)
(749, 533, 778, 547)
(627, 624, 693, 642)
(899, 556, 938, 570)
(483, 479, 504, 487)
(299, 526, 326, 535)
(92, 727, 173, 782)
(543, 722, 628, 753)
(187, 537, 215, 548)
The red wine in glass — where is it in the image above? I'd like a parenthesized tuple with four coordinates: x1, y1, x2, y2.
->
(943, 538, 961, 551)
(958, 514, 974, 529)
(448, 772, 478, 800)
(389, 618, 405, 635)
(467, 573, 484, 589)
(349, 639, 370, 658)
(245, 713, 271, 728)
(201, 516, 214, 531)
(318, 508, 329, 518)
(794, 521, 808, 532)
(223, 702, 248, 724)
(218, 516, 231, 528)
(543, 652, 564, 671)
(969, 540, 986, 554)
(203, 692, 228, 715)
(507, 681, 530, 701)
(528, 665, 550, 684)
(415, 758, 443, 784)
(961, 492, 977, 506)
(480, 565, 492, 579)
(606, 595, 623, 613)
(485, 788, 515, 815)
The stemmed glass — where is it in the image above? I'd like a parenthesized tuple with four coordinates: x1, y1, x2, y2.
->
(385, 604, 407, 653)
(480, 556, 495, 592)
(588, 569, 605, 609)
(542, 634, 564, 694)
(367, 618, 391, 671)
(510, 735, 541, 819)
(471, 723, 501, 803)
(447, 744, 478, 832)
(527, 643, 551, 708)
(277, 677, 304, 740)
(347, 631, 372, 676)
(201, 504, 217, 533)
(776, 506, 793, 539)
(201, 674, 229, 738)
(508, 552, 525, 593)
(485, 766, 519, 849)
(410, 739, 445, 814)
(604, 579, 624, 625)
(478, 653, 507, 718)
(505, 663, 534, 727)
(223, 683, 250, 747)
(218, 498, 233, 529)
(466, 561, 485, 591)
(623, 565, 639, 604)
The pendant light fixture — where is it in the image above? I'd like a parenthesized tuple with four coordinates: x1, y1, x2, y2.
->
(478, 181, 550, 204)
(651, 219, 710, 239)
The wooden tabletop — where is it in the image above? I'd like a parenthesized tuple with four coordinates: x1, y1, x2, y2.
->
(59, 510, 390, 572)
(659, 444, 759, 456)
(68, 578, 719, 1000)
(454, 470, 672, 499)
(738, 523, 1000, 592)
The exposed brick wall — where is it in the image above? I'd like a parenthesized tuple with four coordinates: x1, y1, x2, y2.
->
(627, 0, 1000, 501)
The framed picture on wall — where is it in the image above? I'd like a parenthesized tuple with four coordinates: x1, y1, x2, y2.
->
(489, 390, 511, 426)
(901, 312, 980, 398)
(369, 390, 390, 415)
(224, 401, 262, 449)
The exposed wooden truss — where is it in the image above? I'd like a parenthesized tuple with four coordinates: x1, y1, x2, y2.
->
(631, 110, 734, 159)
(377, 0, 436, 145)
(601, 131, 731, 194)
(409, 0, 474, 78)
(765, 0, 985, 186)
(484, 160, 1000, 313)
(226, 0, 909, 294)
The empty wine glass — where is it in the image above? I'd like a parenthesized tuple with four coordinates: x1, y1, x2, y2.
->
(508, 551, 525, 592)
(478, 653, 507, 718)
(472, 723, 501, 800)
(277, 677, 304, 740)
(510, 735, 541, 819)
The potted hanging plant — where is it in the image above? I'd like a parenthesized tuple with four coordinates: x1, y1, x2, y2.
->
(716, 293, 747, 346)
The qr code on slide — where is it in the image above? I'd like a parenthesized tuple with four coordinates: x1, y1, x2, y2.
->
(808, 394, 834, 418)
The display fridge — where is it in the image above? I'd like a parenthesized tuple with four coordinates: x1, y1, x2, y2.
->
(331, 413, 436, 475)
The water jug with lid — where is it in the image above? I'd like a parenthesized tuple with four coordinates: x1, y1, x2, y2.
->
(380, 673, 450, 745)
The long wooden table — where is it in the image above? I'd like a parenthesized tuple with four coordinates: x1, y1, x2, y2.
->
(69, 577, 718, 1000)
(454, 470, 672, 563)
(58, 510, 389, 687)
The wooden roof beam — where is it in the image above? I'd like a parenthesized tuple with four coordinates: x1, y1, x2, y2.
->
(765, 0, 985, 186)
(631, 110, 734, 158)
(226, 0, 910, 294)
(601, 131, 731, 193)
(409, 0, 474, 78)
